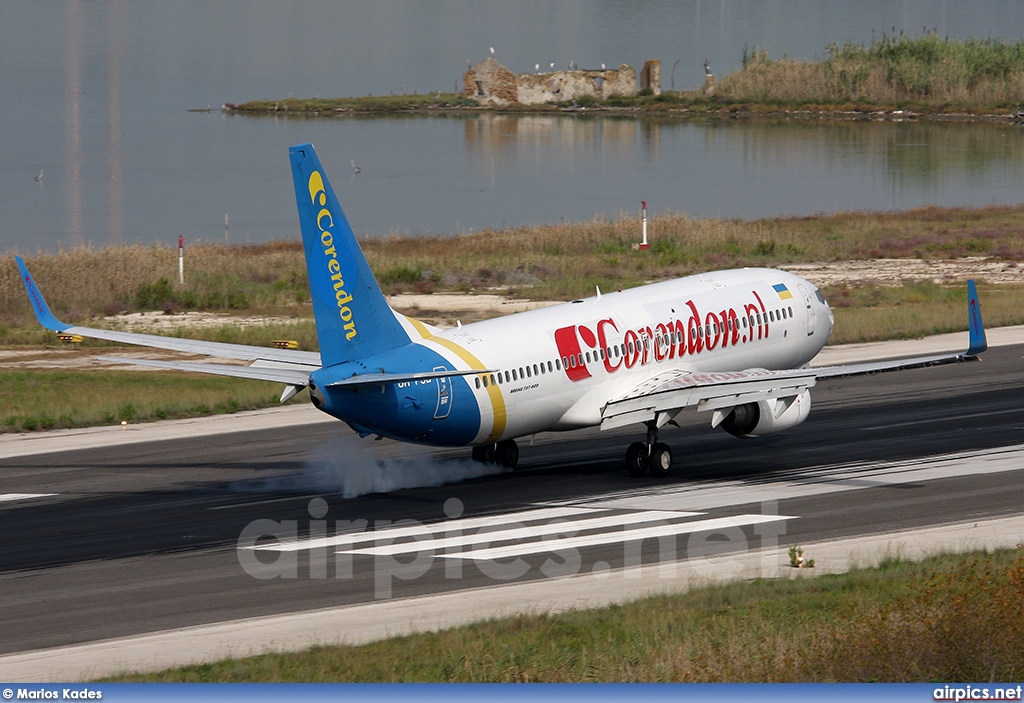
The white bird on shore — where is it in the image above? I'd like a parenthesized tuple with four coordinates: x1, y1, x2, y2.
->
(350, 160, 361, 174)
(34, 169, 44, 182)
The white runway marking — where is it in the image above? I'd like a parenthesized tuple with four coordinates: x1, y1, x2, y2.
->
(436, 513, 795, 561)
(254, 505, 608, 552)
(583, 443, 1024, 513)
(334, 509, 705, 557)
(0, 493, 56, 503)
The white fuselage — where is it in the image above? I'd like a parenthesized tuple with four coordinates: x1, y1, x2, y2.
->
(413, 268, 833, 445)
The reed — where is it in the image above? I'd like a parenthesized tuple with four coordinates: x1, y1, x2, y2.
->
(720, 32, 1024, 109)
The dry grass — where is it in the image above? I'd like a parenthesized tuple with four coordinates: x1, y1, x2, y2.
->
(5, 204, 1024, 350)
(107, 549, 1024, 682)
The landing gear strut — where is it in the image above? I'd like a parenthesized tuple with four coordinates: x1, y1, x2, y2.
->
(471, 439, 519, 469)
(625, 421, 672, 477)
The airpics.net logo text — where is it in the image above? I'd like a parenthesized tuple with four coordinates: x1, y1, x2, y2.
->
(236, 498, 787, 599)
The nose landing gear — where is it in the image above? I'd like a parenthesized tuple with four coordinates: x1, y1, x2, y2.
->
(625, 421, 672, 477)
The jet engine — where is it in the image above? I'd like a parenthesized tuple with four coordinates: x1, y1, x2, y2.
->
(720, 389, 811, 437)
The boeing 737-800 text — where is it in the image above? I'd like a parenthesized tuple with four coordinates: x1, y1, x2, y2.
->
(16, 143, 988, 476)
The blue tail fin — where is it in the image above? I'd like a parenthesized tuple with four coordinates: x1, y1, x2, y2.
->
(290, 143, 410, 366)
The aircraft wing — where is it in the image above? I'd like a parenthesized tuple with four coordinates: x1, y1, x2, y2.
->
(95, 356, 312, 386)
(601, 367, 819, 430)
(16, 255, 321, 369)
(602, 280, 987, 431)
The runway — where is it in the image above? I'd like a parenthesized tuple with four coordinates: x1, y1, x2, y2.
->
(1, 339, 1023, 676)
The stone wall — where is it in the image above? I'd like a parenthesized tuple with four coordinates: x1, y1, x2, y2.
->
(465, 59, 638, 105)
(640, 60, 662, 95)
(463, 57, 519, 107)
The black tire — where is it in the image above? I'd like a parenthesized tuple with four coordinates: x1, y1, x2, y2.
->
(649, 442, 672, 478)
(495, 440, 519, 469)
(471, 444, 494, 463)
(626, 442, 648, 477)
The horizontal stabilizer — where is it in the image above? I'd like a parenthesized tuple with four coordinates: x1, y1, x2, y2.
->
(326, 368, 496, 389)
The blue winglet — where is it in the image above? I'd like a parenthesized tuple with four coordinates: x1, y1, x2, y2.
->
(966, 279, 987, 357)
(15, 256, 69, 331)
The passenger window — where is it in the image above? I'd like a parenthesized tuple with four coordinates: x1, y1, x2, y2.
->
(491, 373, 496, 385)
(556, 359, 562, 370)
(548, 361, 553, 373)
(482, 376, 488, 388)
(526, 366, 531, 378)
(475, 377, 481, 389)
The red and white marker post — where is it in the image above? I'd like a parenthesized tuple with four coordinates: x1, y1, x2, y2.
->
(178, 235, 184, 285)
(639, 200, 649, 251)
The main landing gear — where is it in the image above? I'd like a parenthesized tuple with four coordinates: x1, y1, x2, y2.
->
(471, 439, 519, 469)
(625, 421, 672, 478)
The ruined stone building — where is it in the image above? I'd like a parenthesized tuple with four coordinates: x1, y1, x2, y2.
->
(464, 57, 658, 107)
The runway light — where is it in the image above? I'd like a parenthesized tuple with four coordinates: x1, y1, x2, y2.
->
(274, 340, 299, 349)
(121, 420, 128, 428)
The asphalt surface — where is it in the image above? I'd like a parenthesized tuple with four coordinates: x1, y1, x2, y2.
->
(1, 343, 1023, 656)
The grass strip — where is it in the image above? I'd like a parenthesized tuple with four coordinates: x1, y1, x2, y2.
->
(104, 548, 1024, 682)
(6, 204, 1024, 328)
(0, 370, 295, 432)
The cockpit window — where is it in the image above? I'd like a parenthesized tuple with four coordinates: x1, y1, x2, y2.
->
(814, 289, 826, 304)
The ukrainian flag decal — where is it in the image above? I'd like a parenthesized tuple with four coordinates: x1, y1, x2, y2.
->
(773, 283, 794, 300)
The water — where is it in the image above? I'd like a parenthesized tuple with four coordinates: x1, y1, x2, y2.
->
(3, 1, 1024, 253)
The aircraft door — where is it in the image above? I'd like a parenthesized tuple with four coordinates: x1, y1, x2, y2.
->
(433, 366, 452, 420)
(796, 284, 816, 336)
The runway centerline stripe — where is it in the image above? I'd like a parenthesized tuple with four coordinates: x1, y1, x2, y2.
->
(439, 514, 797, 561)
(861, 406, 1023, 431)
(334, 510, 705, 556)
(0, 493, 56, 503)
(252, 505, 605, 552)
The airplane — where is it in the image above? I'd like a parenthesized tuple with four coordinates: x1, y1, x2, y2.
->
(15, 143, 988, 477)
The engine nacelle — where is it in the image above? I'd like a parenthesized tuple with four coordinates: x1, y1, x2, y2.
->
(720, 390, 812, 438)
